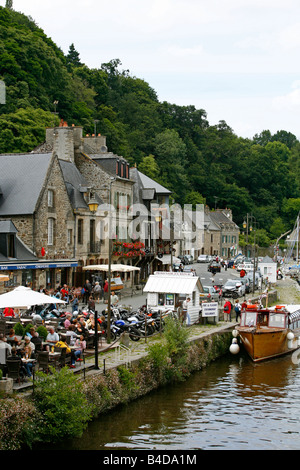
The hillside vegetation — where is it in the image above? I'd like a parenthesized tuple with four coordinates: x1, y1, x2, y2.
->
(1, 6, 300, 246)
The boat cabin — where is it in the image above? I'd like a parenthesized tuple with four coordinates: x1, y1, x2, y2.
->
(240, 304, 300, 330)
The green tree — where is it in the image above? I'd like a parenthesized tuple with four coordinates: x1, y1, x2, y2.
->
(33, 367, 94, 442)
(184, 191, 206, 209)
(138, 154, 159, 180)
(66, 43, 82, 70)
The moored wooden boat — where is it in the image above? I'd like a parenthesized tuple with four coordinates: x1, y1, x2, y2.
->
(234, 304, 300, 362)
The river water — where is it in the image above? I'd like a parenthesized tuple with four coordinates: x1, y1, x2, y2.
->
(43, 350, 300, 451)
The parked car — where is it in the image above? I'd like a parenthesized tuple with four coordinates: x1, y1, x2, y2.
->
(208, 261, 221, 273)
(239, 277, 251, 293)
(222, 279, 245, 298)
(183, 255, 194, 264)
(236, 262, 254, 272)
(245, 271, 262, 288)
(200, 286, 220, 301)
(183, 266, 193, 273)
(197, 254, 209, 263)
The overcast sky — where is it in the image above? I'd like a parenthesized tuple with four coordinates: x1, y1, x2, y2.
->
(6, 0, 300, 139)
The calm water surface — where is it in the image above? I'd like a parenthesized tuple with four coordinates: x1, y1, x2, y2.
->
(39, 352, 300, 450)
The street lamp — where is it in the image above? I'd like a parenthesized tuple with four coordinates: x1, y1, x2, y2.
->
(274, 230, 291, 262)
(243, 214, 259, 293)
(86, 178, 115, 346)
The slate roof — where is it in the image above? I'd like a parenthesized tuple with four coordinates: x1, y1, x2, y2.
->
(62, 160, 104, 209)
(209, 210, 239, 229)
(0, 220, 18, 234)
(130, 168, 171, 205)
(0, 153, 52, 215)
(0, 220, 37, 262)
(59, 160, 91, 210)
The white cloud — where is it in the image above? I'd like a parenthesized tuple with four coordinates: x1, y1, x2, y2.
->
(273, 82, 300, 110)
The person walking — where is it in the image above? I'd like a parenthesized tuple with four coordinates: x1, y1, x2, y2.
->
(234, 299, 241, 322)
(223, 299, 232, 322)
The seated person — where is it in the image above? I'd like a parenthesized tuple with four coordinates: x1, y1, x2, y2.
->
(66, 325, 78, 346)
(7, 329, 20, 347)
(55, 335, 76, 368)
(20, 335, 36, 354)
(21, 345, 35, 378)
(75, 317, 88, 338)
(74, 334, 86, 362)
(3, 307, 15, 317)
(29, 328, 43, 351)
(63, 313, 72, 329)
(46, 327, 59, 348)
(7, 347, 27, 378)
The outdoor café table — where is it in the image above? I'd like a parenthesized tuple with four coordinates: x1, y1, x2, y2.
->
(21, 319, 33, 325)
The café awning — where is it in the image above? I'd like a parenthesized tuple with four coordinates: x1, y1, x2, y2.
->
(155, 255, 181, 265)
(82, 264, 140, 272)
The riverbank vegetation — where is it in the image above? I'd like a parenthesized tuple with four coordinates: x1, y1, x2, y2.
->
(1, 6, 300, 241)
(0, 318, 232, 450)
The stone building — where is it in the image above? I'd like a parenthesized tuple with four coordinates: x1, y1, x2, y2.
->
(209, 208, 240, 258)
(130, 167, 172, 279)
(0, 123, 135, 290)
(0, 151, 78, 289)
(178, 206, 239, 259)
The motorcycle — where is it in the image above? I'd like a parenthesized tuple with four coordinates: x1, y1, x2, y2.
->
(111, 318, 142, 341)
(128, 313, 156, 336)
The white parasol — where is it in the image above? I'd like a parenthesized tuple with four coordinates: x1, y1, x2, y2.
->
(82, 264, 140, 272)
(0, 274, 9, 282)
(0, 286, 66, 309)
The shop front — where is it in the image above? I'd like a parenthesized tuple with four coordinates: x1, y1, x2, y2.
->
(143, 271, 203, 325)
(0, 260, 78, 291)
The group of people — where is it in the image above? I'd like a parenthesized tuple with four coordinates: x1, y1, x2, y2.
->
(0, 318, 88, 379)
(223, 298, 262, 322)
(0, 329, 38, 379)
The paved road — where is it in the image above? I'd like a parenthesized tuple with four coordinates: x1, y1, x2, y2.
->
(90, 262, 241, 312)
(193, 261, 239, 286)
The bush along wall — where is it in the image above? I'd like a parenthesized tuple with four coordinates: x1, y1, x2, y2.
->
(0, 322, 232, 450)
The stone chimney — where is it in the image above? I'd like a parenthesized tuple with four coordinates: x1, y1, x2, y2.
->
(45, 123, 83, 163)
(82, 134, 108, 154)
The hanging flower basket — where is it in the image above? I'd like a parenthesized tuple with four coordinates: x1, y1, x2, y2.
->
(112, 241, 146, 257)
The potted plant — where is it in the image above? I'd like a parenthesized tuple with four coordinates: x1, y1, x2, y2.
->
(36, 325, 48, 341)
(0, 368, 14, 394)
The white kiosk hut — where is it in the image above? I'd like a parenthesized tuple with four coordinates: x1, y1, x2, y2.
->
(143, 271, 203, 325)
(258, 256, 277, 284)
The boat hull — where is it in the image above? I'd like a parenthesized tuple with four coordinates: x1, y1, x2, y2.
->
(236, 327, 299, 362)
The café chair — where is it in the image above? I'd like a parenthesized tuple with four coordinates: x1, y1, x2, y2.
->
(37, 351, 50, 374)
(6, 359, 24, 385)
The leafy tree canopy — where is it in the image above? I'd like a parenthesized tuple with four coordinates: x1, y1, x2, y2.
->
(0, 6, 299, 240)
